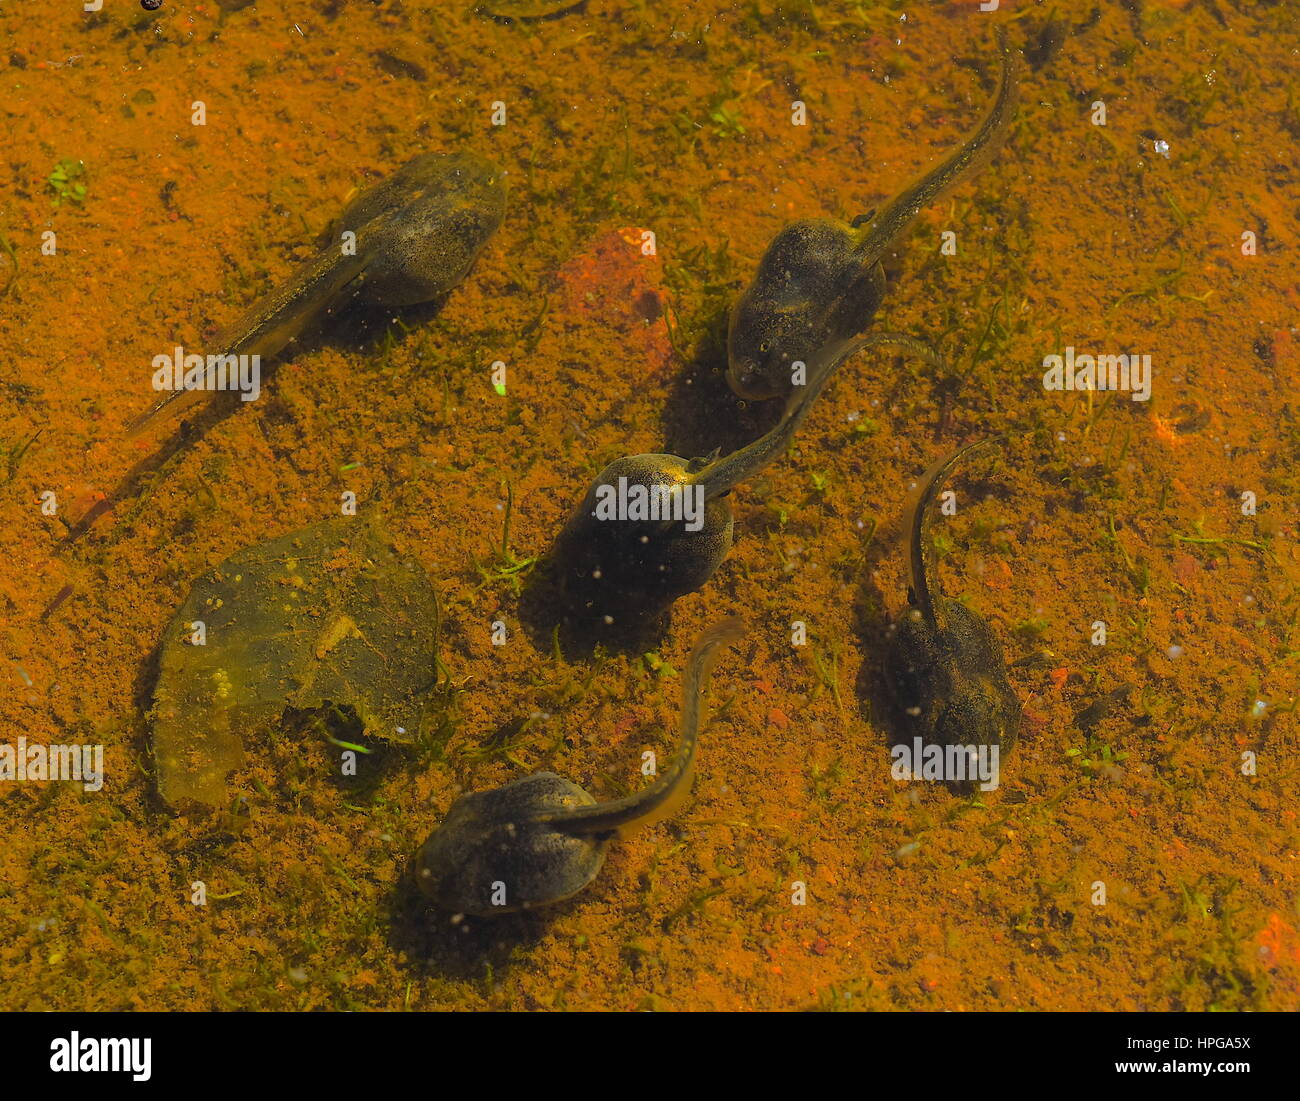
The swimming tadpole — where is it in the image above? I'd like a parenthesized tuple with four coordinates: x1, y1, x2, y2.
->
(725, 29, 1019, 404)
(149, 515, 440, 810)
(881, 439, 1020, 794)
(541, 334, 875, 630)
(414, 617, 744, 916)
(127, 151, 507, 434)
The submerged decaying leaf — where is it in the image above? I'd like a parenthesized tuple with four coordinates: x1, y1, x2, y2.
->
(151, 516, 439, 809)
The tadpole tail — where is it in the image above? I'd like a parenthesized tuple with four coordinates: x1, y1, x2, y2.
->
(547, 617, 745, 837)
(124, 246, 365, 437)
(124, 386, 209, 437)
(691, 335, 872, 501)
(905, 436, 1004, 626)
(852, 25, 1019, 264)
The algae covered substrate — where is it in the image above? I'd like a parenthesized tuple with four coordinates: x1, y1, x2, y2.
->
(0, 0, 1297, 1021)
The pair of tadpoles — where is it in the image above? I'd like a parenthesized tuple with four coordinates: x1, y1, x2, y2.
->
(118, 31, 1019, 915)
(545, 29, 1018, 631)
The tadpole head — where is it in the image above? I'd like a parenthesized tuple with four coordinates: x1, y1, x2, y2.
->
(415, 773, 607, 916)
(354, 151, 508, 309)
(725, 302, 799, 402)
(725, 217, 866, 402)
(549, 453, 734, 621)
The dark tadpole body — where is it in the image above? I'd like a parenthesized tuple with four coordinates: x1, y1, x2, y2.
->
(549, 334, 868, 624)
(726, 29, 1020, 403)
(127, 151, 506, 433)
(882, 438, 1020, 794)
(415, 619, 744, 916)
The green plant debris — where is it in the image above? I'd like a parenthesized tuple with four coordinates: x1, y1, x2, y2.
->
(707, 100, 746, 138)
(473, 480, 538, 592)
(47, 159, 88, 207)
(1065, 741, 1129, 778)
(3, 430, 40, 484)
(642, 651, 678, 678)
(1171, 522, 1268, 554)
